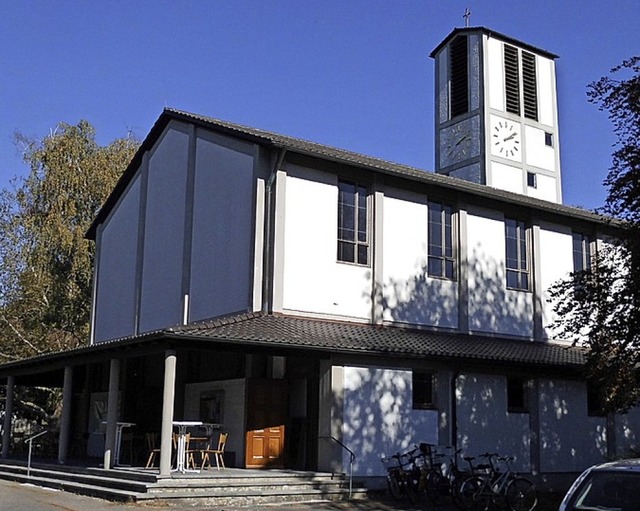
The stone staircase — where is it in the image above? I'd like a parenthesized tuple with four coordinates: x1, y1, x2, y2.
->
(0, 460, 368, 506)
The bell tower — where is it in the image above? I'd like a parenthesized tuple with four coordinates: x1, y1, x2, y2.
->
(430, 27, 563, 203)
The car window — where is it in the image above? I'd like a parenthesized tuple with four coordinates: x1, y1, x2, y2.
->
(569, 471, 640, 511)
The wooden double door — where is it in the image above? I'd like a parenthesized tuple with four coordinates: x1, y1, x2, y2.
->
(245, 378, 287, 468)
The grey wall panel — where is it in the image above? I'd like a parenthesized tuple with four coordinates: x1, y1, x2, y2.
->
(94, 175, 141, 342)
(189, 136, 254, 322)
(139, 128, 189, 332)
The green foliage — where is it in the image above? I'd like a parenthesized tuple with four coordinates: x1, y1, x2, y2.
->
(551, 57, 640, 414)
(0, 120, 139, 362)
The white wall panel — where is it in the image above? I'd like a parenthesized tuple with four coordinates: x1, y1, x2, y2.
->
(139, 128, 189, 332)
(93, 175, 141, 342)
(528, 174, 557, 202)
(538, 224, 573, 339)
(487, 37, 505, 112)
(456, 374, 531, 471)
(491, 162, 524, 195)
(189, 136, 254, 322)
(281, 168, 371, 319)
(342, 366, 438, 476)
(382, 192, 458, 328)
(539, 379, 607, 472)
(525, 126, 555, 171)
(537, 57, 555, 128)
(467, 208, 533, 337)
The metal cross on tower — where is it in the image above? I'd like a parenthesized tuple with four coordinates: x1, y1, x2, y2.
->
(463, 8, 472, 27)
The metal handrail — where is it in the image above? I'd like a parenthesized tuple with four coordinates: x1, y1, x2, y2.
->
(24, 430, 48, 477)
(319, 436, 355, 498)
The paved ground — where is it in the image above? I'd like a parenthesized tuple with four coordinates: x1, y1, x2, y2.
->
(0, 479, 434, 511)
(0, 479, 561, 511)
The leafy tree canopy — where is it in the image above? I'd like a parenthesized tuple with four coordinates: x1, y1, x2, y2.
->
(0, 120, 139, 363)
(551, 57, 640, 414)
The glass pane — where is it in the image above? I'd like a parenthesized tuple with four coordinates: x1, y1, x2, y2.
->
(357, 207, 367, 242)
(506, 270, 518, 289)
(338, 241, 354, 263)
(428, 257, 442, 277)
(357, 244, 368, 265)
(445, 259, 455, 279)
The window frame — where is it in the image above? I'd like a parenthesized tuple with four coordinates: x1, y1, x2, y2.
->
(412, 371, 436, 410)
(337, 180, 370, 266)
(505, 218, 530, 292)
(427, 201, 457, 280)
(572, 232, 592, 273)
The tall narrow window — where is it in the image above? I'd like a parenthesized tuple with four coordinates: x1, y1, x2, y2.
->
(428, 201, 456, 280)
(450, 35, 469, 118)
(505, 218, 529, 291)
(504, 45, 520, 115)
(507, 377, 529, 413)
(412, 372, 435, 410)
(572, 232, 592, 272)
(522, 51, 538, 121)
(337, 180, 369, 265)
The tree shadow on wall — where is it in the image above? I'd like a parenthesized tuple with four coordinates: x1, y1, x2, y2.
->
(343, 249, 605, 475)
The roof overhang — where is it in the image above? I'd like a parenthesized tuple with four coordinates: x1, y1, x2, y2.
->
(0, 312, 588, 386)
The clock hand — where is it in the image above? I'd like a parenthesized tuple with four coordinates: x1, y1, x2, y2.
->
(503, 132, 517, 142)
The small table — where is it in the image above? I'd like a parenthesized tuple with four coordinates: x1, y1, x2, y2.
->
(172, 421, 203, 473)
(103, 421, 136, 467)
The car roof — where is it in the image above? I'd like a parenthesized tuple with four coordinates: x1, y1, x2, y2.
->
(591, 458, 640, 473)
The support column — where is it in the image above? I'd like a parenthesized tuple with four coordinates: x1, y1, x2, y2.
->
(159, 350, 177, 476)
(1, 376, 15, 459)
(58, 366, 73, 464)
(103, 358, 120, 470)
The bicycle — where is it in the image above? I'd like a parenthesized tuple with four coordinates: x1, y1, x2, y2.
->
(459, 453, 537, 511)
(382, 447, 421, 502)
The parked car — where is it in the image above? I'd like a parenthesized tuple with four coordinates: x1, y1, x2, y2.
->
(559, 458, 640, 511)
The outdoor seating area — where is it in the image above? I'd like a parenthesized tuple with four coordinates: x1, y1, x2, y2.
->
(143, 423, 227, 473)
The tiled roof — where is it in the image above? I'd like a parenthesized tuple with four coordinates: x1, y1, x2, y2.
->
(87, 108, 613, 239)
(429, 26, 559, 59)
(167, 312, 586, 370)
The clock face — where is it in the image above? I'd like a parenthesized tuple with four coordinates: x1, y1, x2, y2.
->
(491, 119, 521, 161)
(442, 122, 472, 166)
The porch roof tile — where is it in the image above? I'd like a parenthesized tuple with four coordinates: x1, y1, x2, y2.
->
(167, 312, 586, 369)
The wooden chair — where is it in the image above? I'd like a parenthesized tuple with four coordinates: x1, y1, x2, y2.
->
(201, 433, 228, 470)
(145, 432, 160, 468)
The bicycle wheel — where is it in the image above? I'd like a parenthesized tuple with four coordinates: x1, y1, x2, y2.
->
(451, 475, 472, 510)
(506, 477, 537, 511)
(387, 469, 404, 500)
(425, 469, 447, 504)
(460, 476, 491, 511)
(406, 468, 421, 504)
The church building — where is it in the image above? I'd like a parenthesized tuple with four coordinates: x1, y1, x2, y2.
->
(1, 26, 637, 492)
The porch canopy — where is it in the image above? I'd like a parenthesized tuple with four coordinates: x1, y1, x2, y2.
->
(0, 311, 587, 473)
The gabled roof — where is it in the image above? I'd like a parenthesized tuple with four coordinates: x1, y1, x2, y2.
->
(429, 26, 559, 59)
(0, 312, 587, 385)
(87, 108, 610, 239)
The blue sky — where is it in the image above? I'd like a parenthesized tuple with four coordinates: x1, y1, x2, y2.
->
(1, 1, 638, 210)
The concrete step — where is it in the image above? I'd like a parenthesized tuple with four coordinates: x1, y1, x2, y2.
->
(0, 461, 367, 506)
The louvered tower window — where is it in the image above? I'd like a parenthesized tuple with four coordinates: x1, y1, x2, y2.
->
(522, 51, 538, 120)
(449, 35, 468, 118)
(504, 44, 520, 115)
